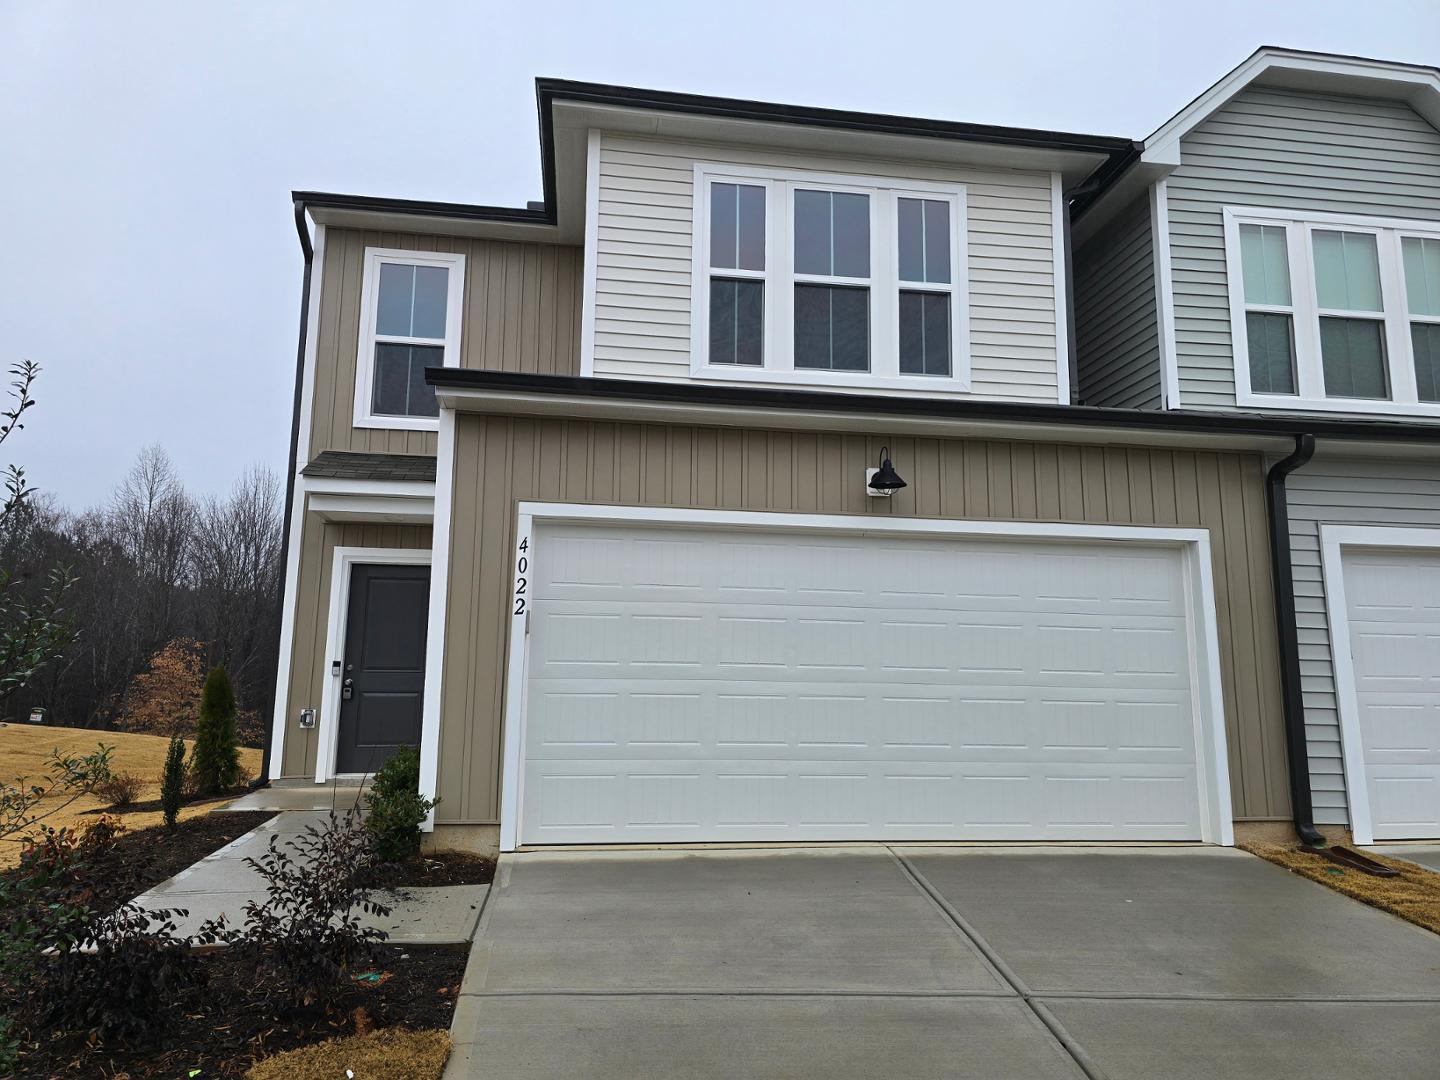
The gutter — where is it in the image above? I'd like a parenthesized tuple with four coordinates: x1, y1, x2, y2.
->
(1265, 434, 1323, 847)
(259, 200, 315, 786)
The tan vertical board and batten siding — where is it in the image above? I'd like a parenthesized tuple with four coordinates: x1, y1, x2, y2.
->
(278, 515, 433, 778)
(435, 415, 1289, 824)
(1072, 192, 1161, 408)
(307, 228, 582, 458)
(1166, 87, 1440, 408)
(594, 133, 1061, 401)
(1284, 456, 1440, 826)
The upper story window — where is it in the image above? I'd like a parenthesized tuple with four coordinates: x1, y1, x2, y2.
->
(1224, 208, 1440, 415)
(354, 248, 466, 430)
(693, 164, 969, 391)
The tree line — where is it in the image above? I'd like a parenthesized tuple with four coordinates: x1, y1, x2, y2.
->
(1, 443, 283, 745)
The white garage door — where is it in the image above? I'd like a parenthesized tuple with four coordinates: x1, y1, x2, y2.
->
(518, 523, 1206, 845)
(1342, 549, 1440, 840)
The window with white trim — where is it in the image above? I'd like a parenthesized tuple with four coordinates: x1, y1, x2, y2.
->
(354, 248, 465, 429)
(694, 166, 968, 390)
(1224, 208, 1440, 414)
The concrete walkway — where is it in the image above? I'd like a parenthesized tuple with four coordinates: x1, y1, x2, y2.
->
(134, 810, 487, 945)
(446, 846, 1440, 1080)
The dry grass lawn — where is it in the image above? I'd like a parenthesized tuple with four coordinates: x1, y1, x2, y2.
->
(246, 1028, 450, 1080)
(0, 721, 262, 866)
(1242, 840, 1440, 936)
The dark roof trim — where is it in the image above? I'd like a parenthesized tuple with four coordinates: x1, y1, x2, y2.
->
(426, 369, 1440, 445)
(303, 450, 438, 483)
(295, 79, 1142, 228)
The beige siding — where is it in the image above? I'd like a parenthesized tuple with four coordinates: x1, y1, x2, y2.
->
(278, 512, 433, 778)
(308, 229, 582, 458)
(594, 133, 1061, 401)
(436, 415, 1289, 824)
(1167, 87, 1440, 408)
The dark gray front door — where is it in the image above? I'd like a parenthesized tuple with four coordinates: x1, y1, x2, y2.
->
(336, 562, 430, 775)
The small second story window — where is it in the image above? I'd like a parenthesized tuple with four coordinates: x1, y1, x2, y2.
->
(355, 249, 466, 429)
(1224, 208, 1440, 416)
(708, 182, 766, 367)
(793, 189, 871, 372)
(897, 198, 953, 377)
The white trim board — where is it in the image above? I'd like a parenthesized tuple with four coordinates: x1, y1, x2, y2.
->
(1150, 180, 1180, 410)
(1319, 524, 1440, 844)
(314, 546, 433, 786)
(1052, 171, 1071, 406)
(417, 408, 458, 829)
(578, 128, 600, 379)
(496, 502, 1235, 851)
(269, 222, 327, 779)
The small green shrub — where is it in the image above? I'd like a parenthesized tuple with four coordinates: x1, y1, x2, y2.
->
(191, 665, 239, 796)
(94, 771, 144, 809)
(364, 747, 436, 862)
(160, 734, 186, 828)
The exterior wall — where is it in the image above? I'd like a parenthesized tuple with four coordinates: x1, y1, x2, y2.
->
(435, 413, 1290, 825)
(277, 512, 432, 778)
(1073, 191, 1161, 408)
(1166, 86, 1440, 409)
(592, 133, 1062, 401)
(1285, 456, 1440, 826)
(307, 228, 582, 459)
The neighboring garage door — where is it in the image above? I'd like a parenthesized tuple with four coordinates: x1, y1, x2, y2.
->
(518, 522, 1206, 845)
(1340, 548, 1440, 840)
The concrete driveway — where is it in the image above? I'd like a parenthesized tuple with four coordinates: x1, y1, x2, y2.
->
(445, 847, 1440, 1079)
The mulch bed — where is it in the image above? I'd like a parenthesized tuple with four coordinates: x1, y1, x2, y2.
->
(354, 850, 495, 890)
(10, 943, 468, 1079)
(1, 810, 276, 911)
(1241, 841, 1440, 936)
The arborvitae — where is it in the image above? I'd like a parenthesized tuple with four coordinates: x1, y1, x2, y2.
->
(191, 666, 239, 796)
(161, 734, 186, 827)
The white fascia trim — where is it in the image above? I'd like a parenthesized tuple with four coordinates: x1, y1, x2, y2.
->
(308, 493, 435, 524)
(1319, 524, 1440, 844)
(351, 247, 466, 432)
(496, 503, 1235, 850)
(314, 546, 433, 785)
(269, 222, 327, 778)
(1052, 171, 1071, 405)
(1143, 49, 1440, 166)
(304, 476, 437, 499)
(417, 408, 457, 829)
(1150, 180, 1181, 410)
(579, 128, 600, 378)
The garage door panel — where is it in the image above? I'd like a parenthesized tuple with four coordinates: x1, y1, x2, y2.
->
(1341, 547, 1440, 840)
(521, 523, 1207, 844)
(521, 758, 1202, 842)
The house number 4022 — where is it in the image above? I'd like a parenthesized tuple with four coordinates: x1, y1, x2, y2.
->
(513, 535, 530, 616)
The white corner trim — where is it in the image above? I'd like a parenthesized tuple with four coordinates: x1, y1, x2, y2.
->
(495, 503, 1235, 850)
(351, 247, 466, 432)
(578, 128, 600, 378)
(269, 222, 327, 778)
(314, 546, 433, 786)
(1052, 172, 1071, 406)
(1150, 180, 1181, 410)
(1319, 524, 1440, 845)
(417, 408, 457, 829)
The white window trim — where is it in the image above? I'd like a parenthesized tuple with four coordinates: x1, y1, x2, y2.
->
(352, 247, 466, 432)
(1319, 524, 1440, 844)
(690, 162, 971, 393)
(314, 546, 433, 785)
(1223, 206, 1440, 416)
(496, 502, 1235, 852)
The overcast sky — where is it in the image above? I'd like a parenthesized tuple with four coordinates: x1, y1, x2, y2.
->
(3, 1, 1437, 507)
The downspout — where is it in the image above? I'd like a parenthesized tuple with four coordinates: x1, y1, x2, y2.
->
(259, 200, 314, 785)
(1265, 433, 1323, 846)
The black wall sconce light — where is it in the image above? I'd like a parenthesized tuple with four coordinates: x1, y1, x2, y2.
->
(865, 445, 907, 497)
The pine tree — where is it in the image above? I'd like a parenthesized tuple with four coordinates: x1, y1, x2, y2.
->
(191, 666, 239, 795)
(161, 734, 186, 827)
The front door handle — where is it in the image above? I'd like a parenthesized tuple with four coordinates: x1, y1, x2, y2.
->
(341, 678, 353, 701)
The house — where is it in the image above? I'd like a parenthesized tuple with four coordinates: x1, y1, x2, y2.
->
(265, 60, 1436, 856)
(1073, 47, 1440, 845)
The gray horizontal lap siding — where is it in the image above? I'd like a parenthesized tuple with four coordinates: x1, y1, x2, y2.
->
(1285, 457, 1440, 826)
(1167, 87, 1440, 409)
(1073, 192, 1161, 408)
